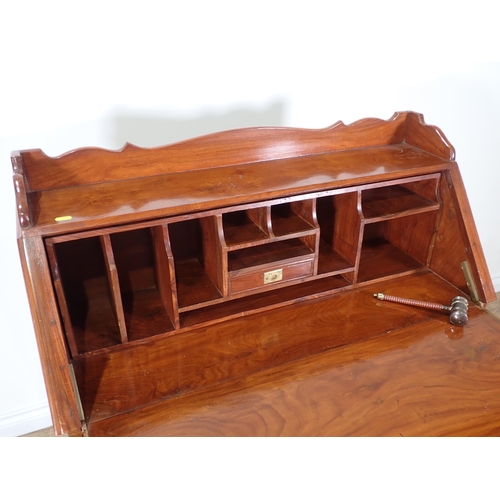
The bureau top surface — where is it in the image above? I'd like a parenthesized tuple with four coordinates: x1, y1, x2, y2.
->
(13, 111, 456, 236)
(23, 144, 450, 235)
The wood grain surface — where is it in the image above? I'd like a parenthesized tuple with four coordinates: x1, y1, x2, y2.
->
(73, 271, 498, 436)
(25, 145, 449, 235)
(14, 112, 495, 437)
(89, 304, 500, 437)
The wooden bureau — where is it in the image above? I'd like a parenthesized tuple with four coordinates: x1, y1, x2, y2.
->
(13, 111, 500, 436)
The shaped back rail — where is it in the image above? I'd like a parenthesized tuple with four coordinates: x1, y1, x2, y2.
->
(14, 111, 456, 190)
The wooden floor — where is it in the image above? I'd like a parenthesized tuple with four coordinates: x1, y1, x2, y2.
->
(23, 288, 500, 437)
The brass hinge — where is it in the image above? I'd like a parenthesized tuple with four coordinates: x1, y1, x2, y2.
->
(69, 363, 85, 422)
(461, 260, 480, 305)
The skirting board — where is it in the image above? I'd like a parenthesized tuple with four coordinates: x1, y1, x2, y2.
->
(0, 402, 52, 437)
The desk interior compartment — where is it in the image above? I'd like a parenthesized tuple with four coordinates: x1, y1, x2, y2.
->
(270, 200, 317, 237)
(47, 236, 123, 355)
(222, 208, 271, 248)
(109, 227, 177, 340)
(361, 176, 440, 221)
(227, 237, 315, 273)
(316, 192, 359, 279)
(169, 217, 225, 310)
(357, 211, 439, 283)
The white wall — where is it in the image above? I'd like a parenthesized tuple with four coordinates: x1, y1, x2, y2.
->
(1, 0, 499, 436)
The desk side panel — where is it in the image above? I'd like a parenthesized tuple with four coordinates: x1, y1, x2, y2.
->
(17, 235, 82, 436)
(429, 165, 496, 304)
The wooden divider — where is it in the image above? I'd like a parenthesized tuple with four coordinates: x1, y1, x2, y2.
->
(45, 242, 79, 357)
(151, 225, 180, 330)
(100, 234, 128, 344)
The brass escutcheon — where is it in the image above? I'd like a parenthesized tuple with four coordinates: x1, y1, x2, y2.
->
(264, 268, 283, 284)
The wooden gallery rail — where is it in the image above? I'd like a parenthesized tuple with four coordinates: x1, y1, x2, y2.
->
(12, 111, 500, 436)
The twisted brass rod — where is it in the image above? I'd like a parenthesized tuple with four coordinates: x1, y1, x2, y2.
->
(373, 293, 451, 312)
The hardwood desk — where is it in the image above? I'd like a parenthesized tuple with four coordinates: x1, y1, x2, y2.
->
(13, 111, 499, 436)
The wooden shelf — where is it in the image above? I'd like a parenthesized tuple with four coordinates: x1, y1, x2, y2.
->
(362, 185, 439, 221)
(22, 144, 449, 236)
(228, 238, 314, 272)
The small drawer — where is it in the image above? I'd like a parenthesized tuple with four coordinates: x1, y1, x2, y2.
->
(229, 258, 314, 295)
